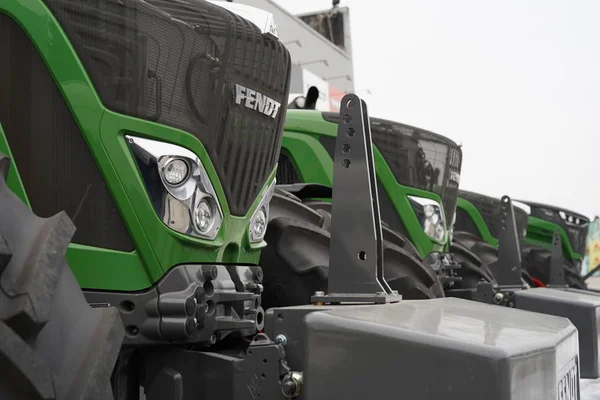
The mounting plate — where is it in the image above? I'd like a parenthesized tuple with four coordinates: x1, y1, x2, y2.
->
(490, 196, 526, 288)
(311, 93, 399, 304)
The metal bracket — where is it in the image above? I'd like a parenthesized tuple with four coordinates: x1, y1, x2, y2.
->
(311, 94, 399, 304)
(548, 229, 567, 287)
(490, 195, 525, 288)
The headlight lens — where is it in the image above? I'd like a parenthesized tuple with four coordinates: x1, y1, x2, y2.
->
(251, 207, 267, 238)
(249, 180, 276, 243)
(163, 158, 189, 186)
(435, 223, 445, 241)
(408, 195, 446, 242)
(194, 198, 215, 233)
(126, 135, 223, 240)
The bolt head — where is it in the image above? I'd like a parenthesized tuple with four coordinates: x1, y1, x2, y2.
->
(493, 293, 504, 304)
(314, 291, 325, 296)
(281, 372, 303, 398)
(282, 380, 298, 397)
(275, 334, 287, 346)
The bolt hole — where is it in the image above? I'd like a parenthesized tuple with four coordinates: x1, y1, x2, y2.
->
(342, 114, 351, 123)
(206, 300, 215, 316)
(256, 310, 264, 326)
(263, 359, 267, 364)
(341, 159, 351, 168)
(119, 300, 135, 313)
(204, 281, 214, 296)
(341, 144, 351, 153)
(358, 251, 367, 260)
(346, 127, 355, 137)
(261, 373, 266, 379)
(126, 325, 139, 336)
(346, 99, 355, 108)
(254, 298, 259, 309)
(277, 313, 284, 321)
(248, 350, 253, 355)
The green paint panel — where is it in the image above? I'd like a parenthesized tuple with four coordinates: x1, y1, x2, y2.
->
(524, 216, 582, 261)
(456, 198, 499, 247)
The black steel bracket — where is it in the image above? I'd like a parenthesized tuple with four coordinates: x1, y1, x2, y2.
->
(583, 263, 600, 281)
(311, 94, 399, 304)
(547, 229, 567, 287)
(490, 195, 526, 289)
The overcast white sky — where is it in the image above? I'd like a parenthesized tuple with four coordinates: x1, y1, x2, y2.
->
(274, 0, 600, 218)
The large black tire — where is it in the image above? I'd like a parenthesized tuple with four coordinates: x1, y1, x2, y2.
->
(450, 231, 536, 287)
(521, 246, 587, 290)
(260, 189, 444, 309)
(303, 200, 422, 256)
(452, 231, 548, 288)
(0, 155, 124, 399)
(449, 238, 496, 290)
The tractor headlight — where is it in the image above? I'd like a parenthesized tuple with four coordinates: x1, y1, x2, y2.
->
(162, 158, 190, 186)
(194, 198, 216, 234)
(249, 179, 276, 243)
(408, 196, 446, 242)
(127, 135, 223, 240)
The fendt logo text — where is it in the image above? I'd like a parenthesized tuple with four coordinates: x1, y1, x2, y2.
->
(557, 360, 579, 400)
(235, 84, 281, 119)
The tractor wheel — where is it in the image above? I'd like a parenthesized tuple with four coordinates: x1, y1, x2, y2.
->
(521, 246, 587, 290)
(259, 189, 444, 309)
(449, 236, 496, 290)
(0, 155, 124, 400)
(303, 200, 422, 257)
(451, 231, 532, 288)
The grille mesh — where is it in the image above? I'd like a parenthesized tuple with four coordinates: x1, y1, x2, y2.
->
(276, 153, 301, 185)
(0, 15, 133, 251)
(43, 0, 291, 215)
(458, 190, 528, 246)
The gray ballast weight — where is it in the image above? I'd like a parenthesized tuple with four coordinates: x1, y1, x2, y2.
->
(515, 287, 600, 379)
(266, 297, 580, 400)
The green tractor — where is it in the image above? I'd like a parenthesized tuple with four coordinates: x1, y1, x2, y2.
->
(0, 0, 289, 396)
(454, 190, 589, 289)
(270, 109, 485, 302)
(0, 1, 589, 398)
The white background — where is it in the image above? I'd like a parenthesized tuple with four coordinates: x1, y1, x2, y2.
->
(274, 0, 600, 218)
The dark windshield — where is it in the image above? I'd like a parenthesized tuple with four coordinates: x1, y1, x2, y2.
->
(322, 112, 462, 227)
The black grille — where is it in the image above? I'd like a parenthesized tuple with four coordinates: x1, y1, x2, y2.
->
(43, 0, 291, 215)
(524, 201, 589, 256)
(322, 112, 462, 227)
(276, 153, 301, 184)
(0, 14, 133, 252)
(457, 190, 528, 246)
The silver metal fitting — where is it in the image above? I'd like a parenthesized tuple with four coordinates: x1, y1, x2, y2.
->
(275, 334, 288, 346)
(281, 371, 303, 398)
